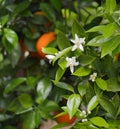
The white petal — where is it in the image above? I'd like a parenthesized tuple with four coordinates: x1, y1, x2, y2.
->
(70, 66, 74, 73)
(72, 45, 77, 51)
(79, 44, 84, 51)
(46, 55, 55, 60)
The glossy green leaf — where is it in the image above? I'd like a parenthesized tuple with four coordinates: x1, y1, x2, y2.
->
(101, 35, 120, 58)
(106, 0, 116, 14)
(52, 46, 72, 64)
(103, 22, 117, 38)
(23, 111, 36, 129)
(4, 77, 26, 94)
(18, 94, 33, 109)
(79, 55, 96, 66)
(42, 47, 58, 55)
(55, 67, 66, 83)
(57, 31, 71, 50)
(86, 25, 105, 33)
(90, 116, 109, 128)
(72, 20, 86, 38)
(2, 28, 18, 53)
(67, 94, 81, 119)
(99, 96, 116, 117)
(36, 78, 52, 101)
(58, 57, 67, 70)
(34, 109, 42, 128)
(96, 78, 107, 90)
(73, 67, 91, 77)
(87, 35, 107, 47)
(40, 3, 56, 22)
(54, 81, 74, 92)
(87, 96, 99, 113)
(78, 82, 88, 97)
(87, 22, 117, 38)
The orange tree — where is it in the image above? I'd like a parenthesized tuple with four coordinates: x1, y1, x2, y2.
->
(0, 0, 120, 129)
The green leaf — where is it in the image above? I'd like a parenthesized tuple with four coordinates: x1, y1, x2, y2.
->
(55, 67, 66, 83)
(87, 96, 99, 113)
(106, 0, 116, 14)
(57, 31, 71, 50)
(4, 77, 26, 94)
(96, 78, 107, 90)
(90, 116, 109, 128)
(34, 109, 42, 128)
(73, 67, 91, 77)
(67, 94, 81, 119)
(87, 35, 107, 47)
(8, 98, 33, 114)
(87, 22, 117, 38)
(79, 55, 96, 66)
(103, 22, 117, 38)
(23, 111, 36, 129)
(40, 3, 56, 22)
(36, 78, 52, 101)
(86, 25, 105, 33)
(106, 78, 120, 92)
(101, 35, 120, 57)
(0, 15, 9, 26)
(2, 28, 18, 53)
(52, 46, 72, 64)
(72, 20, 86, 38)
(99, 96, 116, 117)
(53, 81, 74, 92)
(58, 57, 67, 70)
(78, 82, 88, 97)
(42, 47, 58, 55)
(8, 42, 21, 67)
(14, 0, 31, 14)
(18, 94, 33, 109)
(50, 0, 62, 12)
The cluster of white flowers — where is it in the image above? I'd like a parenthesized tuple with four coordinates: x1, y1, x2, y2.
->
(46, 34, 85, 73)
(80, 110, 87, 117)
(89, 72, 97, 82)
(46, 34, 98, 80)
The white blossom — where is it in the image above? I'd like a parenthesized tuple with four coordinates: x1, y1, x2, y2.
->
(82, 118, 88, 122)
(66, 56, 79, 73)
(46, 55, 55, 63)
(89, 72, 97, 82)
(80, 110, 87, 117)
(71, 34, 85, 51)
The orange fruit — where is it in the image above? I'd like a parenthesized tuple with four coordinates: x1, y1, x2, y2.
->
(36, 32, 55, 58)
(54, 111, 76, 124)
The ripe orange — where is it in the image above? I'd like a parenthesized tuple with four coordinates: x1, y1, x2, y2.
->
(36, 32, 55, 58)
(54, 111, 76, 124)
